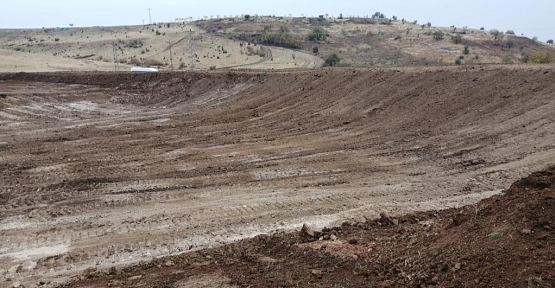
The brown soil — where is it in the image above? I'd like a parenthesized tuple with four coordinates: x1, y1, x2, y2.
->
(1, 65, 555, 287)
(63, 166, 555, 288)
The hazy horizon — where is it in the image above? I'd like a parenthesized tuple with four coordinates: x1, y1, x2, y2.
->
(1, 0, 554, 41)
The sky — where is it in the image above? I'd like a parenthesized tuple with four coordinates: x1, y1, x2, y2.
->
(1, 0, 554, 41)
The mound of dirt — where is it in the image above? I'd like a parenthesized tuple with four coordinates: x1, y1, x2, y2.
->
(62, 167, 555, 287)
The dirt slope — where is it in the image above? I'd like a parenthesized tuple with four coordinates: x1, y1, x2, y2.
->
(63, 165, 555, 288)
(1, 65, 555, 287)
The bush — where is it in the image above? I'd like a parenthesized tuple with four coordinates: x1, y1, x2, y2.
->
(433, 31, 444, 40)
(463, 45, 470, 55)
(313, 46, 319, 54)
(503, 56, 513, 64)
(480, 27, 485, 31)
(155, 30, 161, 35)
(490, 29, 503, 41)
(455, 58, 461, 65)
(452, 34, 463, 44)
(308, 28, 327, 42)
(548, 39, 554, 45)
(244, 14, 251, 21)
(261, 26, 302, 49)
(324, 53, 341, 67)
(504, 39, 515, 49)
(521, 51, 555, 63)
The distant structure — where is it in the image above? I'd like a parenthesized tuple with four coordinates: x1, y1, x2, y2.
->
(112, 42, 120, 71)
(188, 30, 195, 71)
(148, 8, 152, 24)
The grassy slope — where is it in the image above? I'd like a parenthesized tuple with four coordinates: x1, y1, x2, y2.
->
(1, 16, 553, 72)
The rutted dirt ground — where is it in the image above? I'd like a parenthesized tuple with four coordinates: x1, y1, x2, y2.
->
(0, 65, 555, 287)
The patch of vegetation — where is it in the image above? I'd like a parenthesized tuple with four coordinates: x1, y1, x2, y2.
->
(452, 34, 465, 44)
(433, 31, 444, 41)
(308, 28, 327, 42)
(521, 51, 555, 63)
(455, 58, 462, 65)
(463, 45, 470, 55)
(313, 46, 319, 54)
(548, 39, 554, 45)
(261, 26, 302, 49)
(490, 29, 503, 41)
(323, 53, 341, 67)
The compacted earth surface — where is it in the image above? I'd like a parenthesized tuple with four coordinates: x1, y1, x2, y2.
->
(0, 65, 554, 287)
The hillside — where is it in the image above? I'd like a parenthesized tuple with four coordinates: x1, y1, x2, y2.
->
(1, 16, 554, 72)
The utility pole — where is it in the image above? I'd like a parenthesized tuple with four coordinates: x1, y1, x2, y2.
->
(142, 20, 145, 26)
(112, 42, 120, 71)
(148, 8, 152, 24)
(168, 40, 173, 71)
(188, 30, 195, 71)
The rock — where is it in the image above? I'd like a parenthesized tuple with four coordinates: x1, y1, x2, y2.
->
(391, 219, 399, 226)
(454, 263, 461, 270)
(330, 234, 338, 241)
(164, 260, 174, 267)
(311, 269, 323, 278)
(379, 212, 394, 226)
(258, 256, 278, 264)
(301, 223, 316, 237)
(12, 282, 21, 288)
(39, 281, 46, 285)
(521, 229, 532, 235)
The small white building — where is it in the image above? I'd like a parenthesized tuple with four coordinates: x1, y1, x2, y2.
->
(130, 67, 159, 72)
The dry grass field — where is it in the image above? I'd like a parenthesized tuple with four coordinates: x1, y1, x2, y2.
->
(1, 16, 554, 72)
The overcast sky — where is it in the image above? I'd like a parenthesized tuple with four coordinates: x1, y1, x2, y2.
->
(1, 0, 554, 41)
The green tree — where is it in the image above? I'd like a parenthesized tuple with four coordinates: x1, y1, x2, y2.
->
(308, 28, 327, 42)
(547, 39, 554, 45)
(324, 53, 341, 66)
(490, 29, 503, 41)
(313, 46, 319, 54)
(244, 14, 251, 21)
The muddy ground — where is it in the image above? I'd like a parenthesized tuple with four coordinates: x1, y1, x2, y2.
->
(0, 65, 555, 287)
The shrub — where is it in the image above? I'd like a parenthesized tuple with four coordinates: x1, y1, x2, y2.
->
(339, 13, 343, 19)
(502, 56, 513, 64)
(433, 31, 444, 40)
(452, 34, 463, 44)
(308, 28, 326, 42)
(490, 29, 503, 41)
(463, 45, 470, 55)
(313, 46, 319, 54)
(480, 27, 485, 31)
(521, 50, 555, 63)
(506, 30, 515, 35)
(504, 39, 515, 49)
(454, 58, 461, 65)
(323, 53, 341, 67)
(209, 66, 216, 70)
(459, 55, 464, 59)
(244, 14, 251, 21)
(261, 26, 302, 49)
(548, 39, 554, 45)
(156, 30, 161, 35)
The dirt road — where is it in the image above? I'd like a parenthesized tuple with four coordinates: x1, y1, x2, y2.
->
(1, 65, 555, 287)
